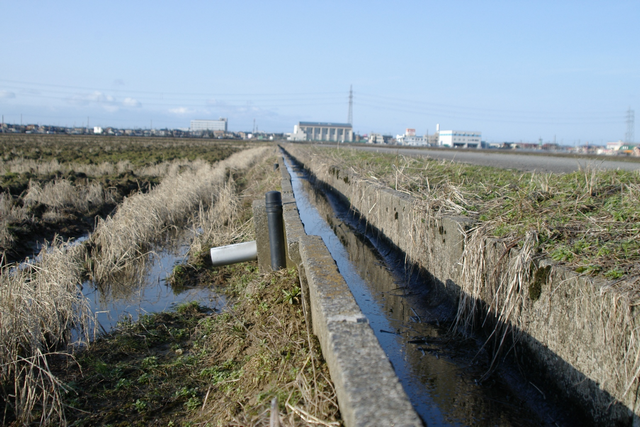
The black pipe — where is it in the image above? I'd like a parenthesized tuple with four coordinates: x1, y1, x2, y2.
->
(265, 191, 286, 270)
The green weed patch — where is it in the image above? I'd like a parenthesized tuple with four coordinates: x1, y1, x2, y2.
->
(56, 266, 340, 427)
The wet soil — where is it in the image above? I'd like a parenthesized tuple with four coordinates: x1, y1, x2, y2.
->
(52, 265, 341, 427)
(1, 173, 159, 267)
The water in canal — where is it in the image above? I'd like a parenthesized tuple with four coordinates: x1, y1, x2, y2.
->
(283, 154, 578, 426)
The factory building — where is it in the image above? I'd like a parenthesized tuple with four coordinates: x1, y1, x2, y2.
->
(291, 121, 354, 142)
(438, 129, 481, 148)
(190, 118, 228, 132)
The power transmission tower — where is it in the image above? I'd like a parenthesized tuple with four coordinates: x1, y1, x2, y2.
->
(625, 107, 635, 143)
(347, 85, 353, 125)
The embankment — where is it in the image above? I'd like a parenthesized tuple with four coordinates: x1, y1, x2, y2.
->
(283, 143, 640, 426)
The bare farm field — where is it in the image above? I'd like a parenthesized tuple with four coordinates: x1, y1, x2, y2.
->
(0, 134, 243, 266)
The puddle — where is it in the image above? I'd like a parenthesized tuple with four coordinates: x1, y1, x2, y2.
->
(82, 230, 225, 335)
(283, 154, 576, 426)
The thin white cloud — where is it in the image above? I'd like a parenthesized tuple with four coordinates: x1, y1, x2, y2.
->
(169, 107, 194, 115)
(123, 97, 141, 107)
(0, 90, 16, 99)
(68, 91, 120, 112)
(69, 91, 109, 105)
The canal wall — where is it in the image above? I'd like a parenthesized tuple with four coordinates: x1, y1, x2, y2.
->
(252, 155, 424, 426)
(282, 144, 640, 426)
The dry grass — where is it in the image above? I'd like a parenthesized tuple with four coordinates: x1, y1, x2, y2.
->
(1, 157, 215, 178)
(0, 192, 28, 249)
(456, 227, 538, 379)
(191, 268, 341, 427)
(89, 147, 272, 282)
(0, 239, 92, 425)
(1, 178, 118, 259)
(24, 179, 117, 213)
(189, 151, 281, 258)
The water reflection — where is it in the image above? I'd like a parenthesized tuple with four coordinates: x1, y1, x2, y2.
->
(285, 157, 546, 426)
(83, 230, 225, 334)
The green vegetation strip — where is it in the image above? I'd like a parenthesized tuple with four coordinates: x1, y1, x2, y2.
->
(311, 147, 640, 280)
(58, 266, 340, 427)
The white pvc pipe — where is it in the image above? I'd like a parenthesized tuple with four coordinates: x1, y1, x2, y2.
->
(210, 241, 258, 267)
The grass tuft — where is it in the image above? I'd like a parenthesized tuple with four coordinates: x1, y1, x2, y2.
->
(0, 238, 92, 425)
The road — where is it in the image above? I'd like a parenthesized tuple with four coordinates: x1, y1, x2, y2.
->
(346, 145, 640, 174)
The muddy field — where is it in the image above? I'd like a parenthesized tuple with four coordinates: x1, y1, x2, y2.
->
(0, 134, 245, 266)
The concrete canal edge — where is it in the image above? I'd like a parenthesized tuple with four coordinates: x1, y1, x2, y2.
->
(252, 154, 424, 427)
(281, 143, 640, 427)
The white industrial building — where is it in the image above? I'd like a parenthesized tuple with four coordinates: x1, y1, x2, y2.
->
(288, 124, 308, 141)
(438, 129, 481, 148)
(190, 118, 228, 132)
(290, 121, 353, 142)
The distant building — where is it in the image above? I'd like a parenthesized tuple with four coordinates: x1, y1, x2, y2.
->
(288, 124, 307, 141)
(190, 118, 228, 132)
(368, 133, 393, 144)
(438, 130, 481, 148)
(606, 141, 625, 151)
(396, 128, 427, 146)
(294, 122, 353, 142)
(620, 144, 638, 155)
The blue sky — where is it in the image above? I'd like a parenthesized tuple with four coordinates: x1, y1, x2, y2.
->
(1, 1, 638, 144)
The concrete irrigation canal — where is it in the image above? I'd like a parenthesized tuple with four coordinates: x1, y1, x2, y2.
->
(247, 145, 640, 427)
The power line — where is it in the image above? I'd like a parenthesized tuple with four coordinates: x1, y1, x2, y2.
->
(354, 99, 624, 125)
(0, 78, 343, 98)
(356, 92, 622, 121)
